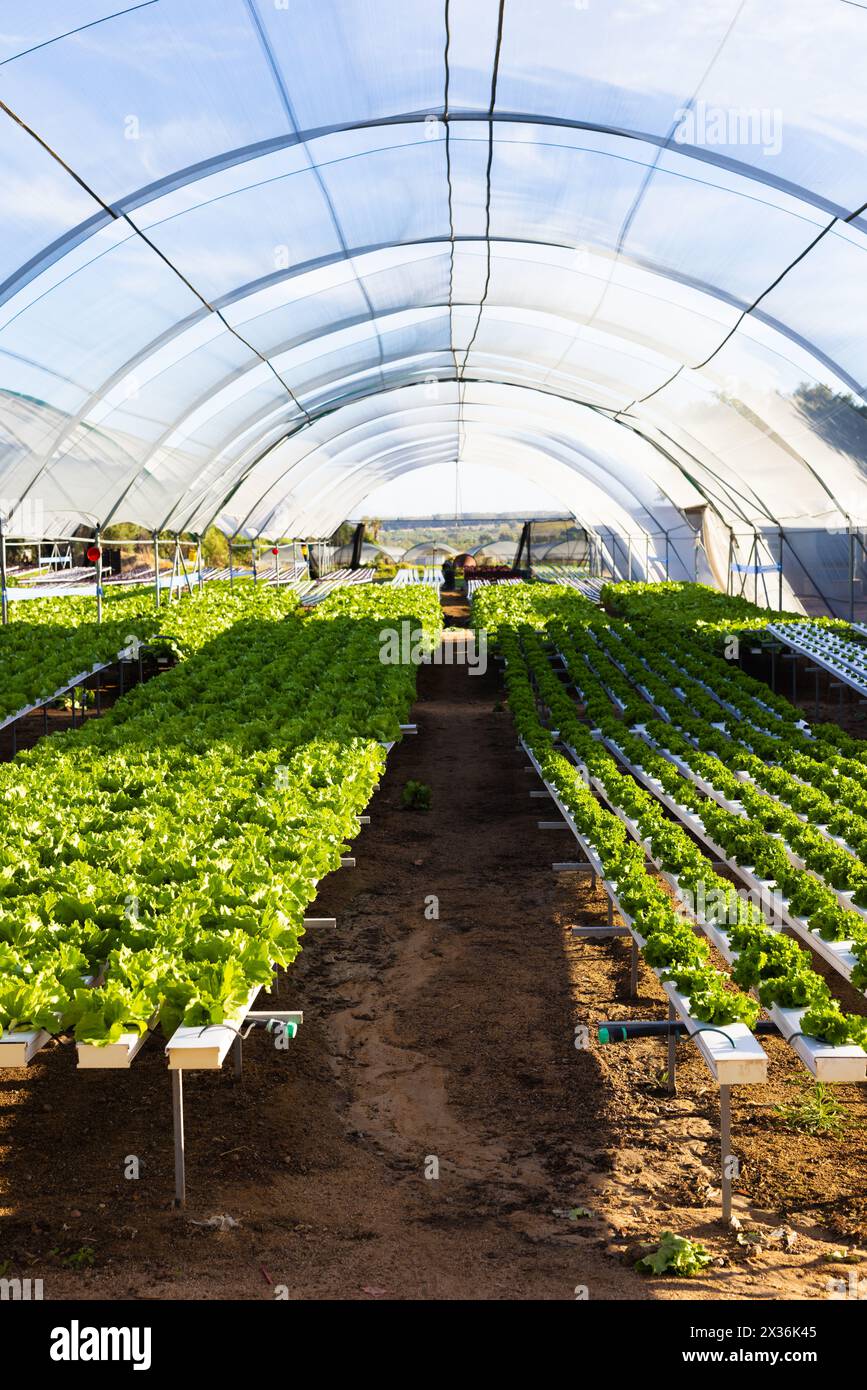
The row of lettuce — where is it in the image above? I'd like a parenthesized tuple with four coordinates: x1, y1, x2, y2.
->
(0, 586, 441, 1044)
(472, 582, 867, 1048)
(600, 580, 851, 648)
(584, 624, 867, 911)
(0, 582, 296, 724)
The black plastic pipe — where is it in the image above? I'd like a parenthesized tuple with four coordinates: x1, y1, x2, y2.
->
(598, 1019, 781, 1043)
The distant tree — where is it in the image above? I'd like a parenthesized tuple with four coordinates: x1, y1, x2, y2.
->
(202, 526, 228, 567)
(103, 522, 147, 546)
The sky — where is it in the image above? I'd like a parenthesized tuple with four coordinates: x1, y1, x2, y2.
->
(348, 460, 568, 519)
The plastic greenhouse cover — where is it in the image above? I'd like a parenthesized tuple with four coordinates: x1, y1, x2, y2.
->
(0, 0, 864, 599)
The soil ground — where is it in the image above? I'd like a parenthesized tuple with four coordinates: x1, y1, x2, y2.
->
(0, 653, 167, 762)
(1, 596, 866, 1301)
(741, 645, 867, 738)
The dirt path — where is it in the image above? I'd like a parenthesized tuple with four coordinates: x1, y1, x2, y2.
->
(1, 621, 865, 1300)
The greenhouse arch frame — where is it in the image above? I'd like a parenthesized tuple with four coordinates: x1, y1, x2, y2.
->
(0, 0, 866, 611)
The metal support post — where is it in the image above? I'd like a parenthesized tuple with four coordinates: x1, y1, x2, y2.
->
(232, 1034, 243, 1080)
(177, 540, 193, 596)
(726, 530, 733, 596)
(629, 939, 639, 997)
(228, 540, 234, 589)
(170, 536, 180, 602)
(95, 531, 103, 624)
(667, 1002, 677, 1094)
(153, 532, 160, 609)
(172, 1070, 186, 1209)
(0, 517, 8, 626)
(720, 1084, 732, 1224)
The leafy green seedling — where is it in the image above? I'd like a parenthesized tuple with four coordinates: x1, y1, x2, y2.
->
(636, 1231, 712, 1276)
(63, 1246, 96, 1270)
(774, 1083, 849, 1139)
(401, 780, 432, 812)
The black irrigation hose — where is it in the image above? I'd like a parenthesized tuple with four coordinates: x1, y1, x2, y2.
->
(598, 1018, 782, 1044)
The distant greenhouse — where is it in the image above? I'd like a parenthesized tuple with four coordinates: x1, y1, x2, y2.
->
(333, 541, 400, 567)
(402, 542, 456, 564)
(540, 536, 590, 565)
(471, 541, 518, 565)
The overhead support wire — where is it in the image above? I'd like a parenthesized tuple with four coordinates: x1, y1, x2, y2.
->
(0, 95, 313, 527)
(0, 2, 160, 68)
(207, 377, 672, 541)
(443, 0, 459, 472)
(618, 192, 867, 418)
(619, 417, 781, 529)
(2, 106, 857, 317)
(0, 104, 310, 424)
(12, 223, 864, 532)
(456, 0, 507, 468)
(243, 0, 388, 392)
(0, 516, 7, 627)
(540, 0, 749, 397)
(197, 369, 696, 540)
(2, 20, 858, 561)
(458, 0, 506, 382)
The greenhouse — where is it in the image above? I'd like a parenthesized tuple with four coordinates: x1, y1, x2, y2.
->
(0, 0, 865, 1339)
